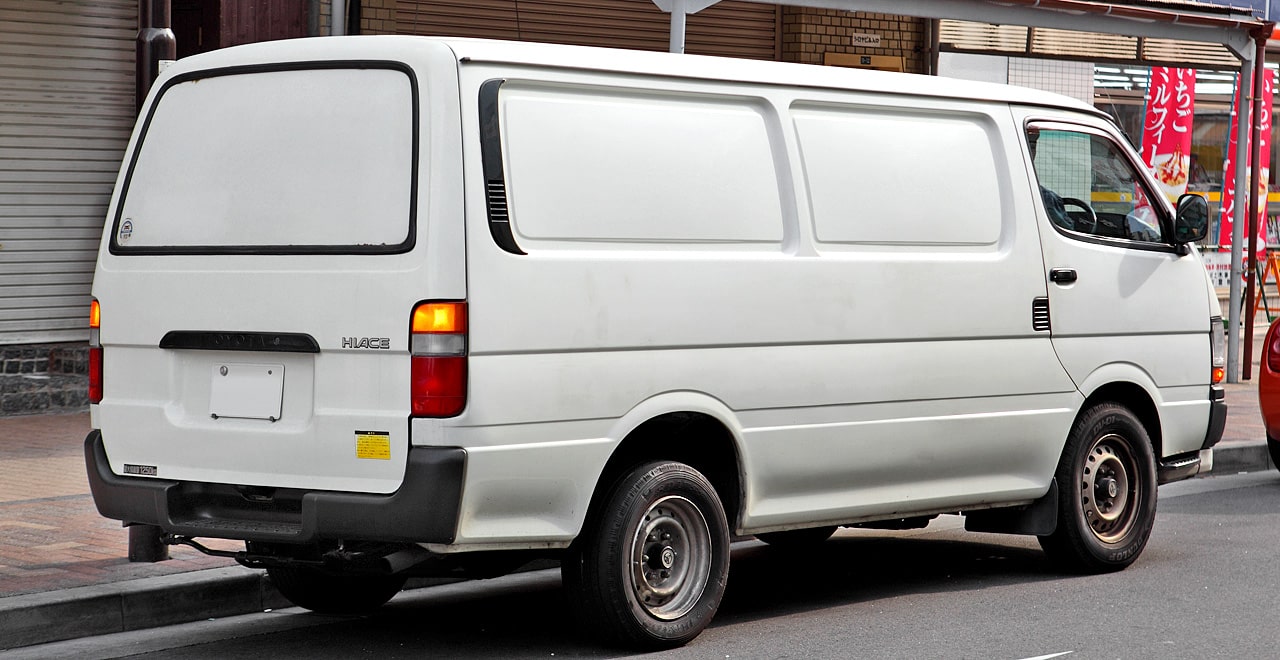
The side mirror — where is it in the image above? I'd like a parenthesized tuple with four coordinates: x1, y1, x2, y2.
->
(1173, 193, 1209, 244)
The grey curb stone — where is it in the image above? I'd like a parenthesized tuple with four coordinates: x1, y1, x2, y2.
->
(0, 561, 547, 650)
(1209, 442, 1274, 475)
(0, 566, 288, 650)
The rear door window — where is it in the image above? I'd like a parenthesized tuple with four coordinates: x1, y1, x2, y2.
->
(112, 64, 417, 255)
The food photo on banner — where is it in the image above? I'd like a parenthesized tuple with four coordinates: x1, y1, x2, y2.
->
(1142, 66, 1197, 203)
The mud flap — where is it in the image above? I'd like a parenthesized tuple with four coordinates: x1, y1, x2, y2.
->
(963, 479, 1058, 536)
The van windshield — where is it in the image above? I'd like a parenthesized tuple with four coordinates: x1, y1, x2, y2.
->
(112, 64, 416, 255)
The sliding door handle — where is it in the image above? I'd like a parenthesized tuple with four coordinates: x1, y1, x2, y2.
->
(1049, 268, 1077, 284)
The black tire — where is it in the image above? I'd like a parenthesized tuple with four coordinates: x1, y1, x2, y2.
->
(267, 565, 407, 614)
(563, 461, 730, 649)
(1038, 403, 1157, 573)
(1268, 436, 1280, 473)
(756, 526, 837, 549)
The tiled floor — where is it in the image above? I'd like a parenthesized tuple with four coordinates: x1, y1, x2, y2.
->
(0, 412, 238, 598)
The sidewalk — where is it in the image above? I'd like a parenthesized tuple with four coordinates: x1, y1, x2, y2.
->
(1, 332, 1276, 651)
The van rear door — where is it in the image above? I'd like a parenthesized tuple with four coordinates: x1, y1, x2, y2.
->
(92, 59, 435, 494)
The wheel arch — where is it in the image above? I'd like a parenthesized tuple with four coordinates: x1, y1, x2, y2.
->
(587, 393, 746, 535)
(1078, 379, 1162, 459)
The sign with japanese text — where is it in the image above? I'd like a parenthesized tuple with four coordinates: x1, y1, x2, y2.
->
(1141, 67, 1196, 203)
(1218, 70, 1273, 259)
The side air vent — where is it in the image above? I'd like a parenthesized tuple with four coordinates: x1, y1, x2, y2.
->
(1032, 297, 1051, 332)
(478, 79, 525, 255)
(486, 180, 509, 224)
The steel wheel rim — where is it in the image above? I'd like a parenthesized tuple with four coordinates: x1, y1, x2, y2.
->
(629, 495, 712, 621)
(1081, 433, 1140, 544)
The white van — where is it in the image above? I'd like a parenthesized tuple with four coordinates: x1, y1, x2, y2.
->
(86, 36, 1226, 648)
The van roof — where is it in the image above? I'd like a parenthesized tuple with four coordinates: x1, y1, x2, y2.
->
(167, 35, 1104, 117)
(442, 36, 1101, 114)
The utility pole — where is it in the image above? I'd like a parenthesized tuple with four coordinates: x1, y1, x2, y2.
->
(129, 0, 176, 562)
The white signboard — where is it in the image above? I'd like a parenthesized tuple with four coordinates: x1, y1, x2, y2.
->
(852, 33, 882, 46)
(1201, 250, 1233, 289)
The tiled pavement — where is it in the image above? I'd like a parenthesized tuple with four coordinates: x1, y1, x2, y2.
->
(0, 412, 239, 600)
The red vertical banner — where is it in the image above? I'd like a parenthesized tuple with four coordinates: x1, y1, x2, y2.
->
(1254, 70, 1273, 260)
(1219, 76, 1244, 251)
(1141, 67, 1196, 202)
(1219, 71, 1274, 258)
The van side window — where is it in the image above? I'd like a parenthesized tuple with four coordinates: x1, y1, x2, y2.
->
(1027, 127, 1166, 244)
(795, 105, 1003, 247)
(499, 83, 784, 247)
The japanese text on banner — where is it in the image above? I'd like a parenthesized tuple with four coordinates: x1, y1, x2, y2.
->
(1218, 70, 1273, 259)
(1141, 67, 1196, 203)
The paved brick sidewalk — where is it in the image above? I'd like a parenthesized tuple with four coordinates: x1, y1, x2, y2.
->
(0, 412, 238, 599)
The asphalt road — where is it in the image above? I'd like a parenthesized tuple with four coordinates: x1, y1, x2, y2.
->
(12, 470, 1280, 660)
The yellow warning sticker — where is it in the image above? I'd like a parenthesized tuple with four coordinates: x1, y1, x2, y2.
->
(355, 430, 391, 460)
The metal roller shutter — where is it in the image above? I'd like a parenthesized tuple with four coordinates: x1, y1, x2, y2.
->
(397, 0, 779, 61)
(0, 0, 135, 344)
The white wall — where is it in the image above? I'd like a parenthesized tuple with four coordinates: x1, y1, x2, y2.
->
(939, 52, 1094, 105)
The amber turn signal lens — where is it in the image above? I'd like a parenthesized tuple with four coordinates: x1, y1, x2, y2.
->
(89, 299, 101, 329)
(412, 302, 466, 334)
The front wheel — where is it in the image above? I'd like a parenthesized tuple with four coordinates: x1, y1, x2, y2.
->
(563, 461, 730, 649)
(1039, 403, 1157, 573)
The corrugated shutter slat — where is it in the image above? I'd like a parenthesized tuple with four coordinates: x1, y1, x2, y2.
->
(397, 0, 778, 61)
(0, 0, 134, 344)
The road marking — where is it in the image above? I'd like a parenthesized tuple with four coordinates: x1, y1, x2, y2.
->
(1019, 653, 1073, 660)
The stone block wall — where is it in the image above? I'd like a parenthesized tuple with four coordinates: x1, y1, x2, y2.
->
(0, 344, 89, 416)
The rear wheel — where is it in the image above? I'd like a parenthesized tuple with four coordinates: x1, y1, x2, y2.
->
(267, 565, 406, 614)
(563, 461, 730, 649)
(1268, 436, 1280, 473)
(1039, 403, 1157, 573)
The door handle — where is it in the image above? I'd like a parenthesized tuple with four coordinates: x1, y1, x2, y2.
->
(1050, 268, 1077, 284)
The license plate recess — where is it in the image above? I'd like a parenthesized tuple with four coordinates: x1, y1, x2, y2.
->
(210, 363, 285, 421)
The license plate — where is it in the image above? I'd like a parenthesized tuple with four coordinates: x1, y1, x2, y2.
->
(210, 363, 284, 421)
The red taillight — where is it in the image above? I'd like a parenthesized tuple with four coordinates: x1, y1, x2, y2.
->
(89, 299, 102, 404)
(410, 302, 467, 417)
(1269, 333, 1280, 374)
(88, 347, 103, 404)
(411, 355, 466, 417)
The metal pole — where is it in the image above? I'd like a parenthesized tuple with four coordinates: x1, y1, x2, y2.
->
(333, 0, 346, 36)
(670, 0, 688, 53)
(654, 0, 719, 53)
(130, 0, 175, 563)
(135, 0, 175, 113)
(1228, 53, 1252, 383)
(1244, 35, 1267, 380)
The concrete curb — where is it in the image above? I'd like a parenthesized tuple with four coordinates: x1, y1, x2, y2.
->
(1209, 441, 1275, 475)
(0, 560, 551, 651)
(0, 566, 288, 650)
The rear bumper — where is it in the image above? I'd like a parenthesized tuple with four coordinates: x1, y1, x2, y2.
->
(84, 430, 465, 545)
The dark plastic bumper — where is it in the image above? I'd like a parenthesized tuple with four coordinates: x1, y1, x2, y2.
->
(1201, 385, 1227, 450)
(84, 430, 465, 545)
